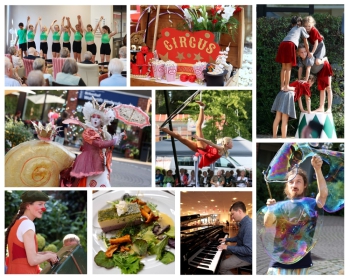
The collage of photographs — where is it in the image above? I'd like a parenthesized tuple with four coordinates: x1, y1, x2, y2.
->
(2, 2, 346, 278)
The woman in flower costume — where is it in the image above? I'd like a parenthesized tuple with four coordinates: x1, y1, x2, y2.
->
(67, 97, 126, 187)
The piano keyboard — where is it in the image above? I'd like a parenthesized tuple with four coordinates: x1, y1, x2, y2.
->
(187, 234, 228, 273)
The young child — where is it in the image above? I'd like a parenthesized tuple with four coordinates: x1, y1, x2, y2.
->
(276, 16, 310, 91)
(271, 76, 315, 138)
(303, 16, 327, 66)
(293, 75, 316, 114)
(297, 44, 333, 113)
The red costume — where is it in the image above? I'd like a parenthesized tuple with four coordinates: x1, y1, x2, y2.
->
(197, 145, 221, 168)
(290, 81, 312, 102)
(317, 61, 333, 90)
(7, 217, 40, 274)
(275, 41, 297, 66)
(308, 27, 323, 45)
(70, 128, 115, 180)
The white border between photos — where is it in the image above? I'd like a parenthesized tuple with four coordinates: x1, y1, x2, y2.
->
(1, 0, 348, 279)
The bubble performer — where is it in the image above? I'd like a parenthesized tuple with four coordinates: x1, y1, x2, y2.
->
(261, 156, 328, 274)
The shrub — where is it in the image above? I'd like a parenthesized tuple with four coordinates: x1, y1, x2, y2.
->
(5, 118, 34, 150)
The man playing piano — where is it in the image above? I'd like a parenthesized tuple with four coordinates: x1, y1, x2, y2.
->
(217, 201, 252, 274)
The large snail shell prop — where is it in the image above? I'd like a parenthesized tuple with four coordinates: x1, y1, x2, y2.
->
(5, 140, 75, 187)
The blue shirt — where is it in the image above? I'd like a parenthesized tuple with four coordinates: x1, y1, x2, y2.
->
(100, 74, 126, 86)
(226, 215, 252, 264)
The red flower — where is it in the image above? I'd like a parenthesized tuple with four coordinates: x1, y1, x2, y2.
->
(212, 19, 218, 24)
(182, 5, 190, 9)
(234, 6, 242, 14)
(210, 8, 216, 16)
(215, 5, 223, 12)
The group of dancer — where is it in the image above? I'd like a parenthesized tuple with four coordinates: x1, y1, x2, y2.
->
(15, 15, 117, 69)
(272, 15, 334, 138)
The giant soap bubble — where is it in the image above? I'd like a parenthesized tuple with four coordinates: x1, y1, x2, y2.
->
(263, 143, 344, 212)
(257, 198, 323, 264)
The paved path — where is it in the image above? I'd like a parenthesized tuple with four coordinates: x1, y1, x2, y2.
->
(65, 145, 152, 187)
(256, 216, 344, 275)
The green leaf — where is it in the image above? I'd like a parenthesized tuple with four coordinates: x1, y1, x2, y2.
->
(94, 251, 115, 269)
(131, 239, 148, 256)
(113, 254, 144, 274)
(165, 226, 175, 239)
(160, 251, 175, 264)
(149, 236, 168, 260)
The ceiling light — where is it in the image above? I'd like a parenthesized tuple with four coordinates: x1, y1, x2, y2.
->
(211, 199, 214, 201)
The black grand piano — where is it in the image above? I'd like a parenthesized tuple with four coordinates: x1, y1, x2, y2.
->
(181, 214, 228, 274)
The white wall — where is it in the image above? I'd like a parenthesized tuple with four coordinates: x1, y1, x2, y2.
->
(7, 5, 113, 61)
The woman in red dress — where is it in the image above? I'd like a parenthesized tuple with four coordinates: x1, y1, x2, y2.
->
(160, 101, 233, 169)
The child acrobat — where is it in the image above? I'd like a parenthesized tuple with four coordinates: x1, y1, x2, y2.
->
(297, 44, 333, 113)
(276, 16, 310, 91)
(159, 101, 233, 168)
(271, 75, 315, 138)
(303, 16, 327, 66)
(293, 75, 316, 114)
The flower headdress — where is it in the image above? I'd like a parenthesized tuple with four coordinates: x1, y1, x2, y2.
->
(82, 97, 115, 127)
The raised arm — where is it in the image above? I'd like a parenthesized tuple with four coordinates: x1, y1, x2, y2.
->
(264, 198, 277, 227)
(312, 155, 328, 208)
(109, 21, 118, 38)
(61, 16, 65, 32)
(48, 19, 57, 35)
(38, 17, 42, 32)
(33, 17, 40, 35)
(78, 15, 87, 33)
(97, 16, 104, 34)
(26, 16, 30, 30)
(93, 16, 104, 34)
(67, 17, 76, 33)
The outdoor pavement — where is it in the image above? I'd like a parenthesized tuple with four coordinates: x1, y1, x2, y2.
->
(256, 216, 344, 275)
(64, 144, 152, 187)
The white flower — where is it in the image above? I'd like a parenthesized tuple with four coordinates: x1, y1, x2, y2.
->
(183, 9, 192, 21)
(222, 5, 235, 20)
(197, 16, 204, 23)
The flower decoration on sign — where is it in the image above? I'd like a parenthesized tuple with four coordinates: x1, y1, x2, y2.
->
(180, 5, 240, 41)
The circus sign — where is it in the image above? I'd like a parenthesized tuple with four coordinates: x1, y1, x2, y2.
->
(156, 28, 220, 66)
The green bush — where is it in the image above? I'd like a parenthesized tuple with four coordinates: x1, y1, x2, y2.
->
(5, 118, 34, 150)
(257, 14, 344, 137)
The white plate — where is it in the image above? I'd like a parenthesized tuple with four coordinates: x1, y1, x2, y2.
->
(92, 190, 175, 274)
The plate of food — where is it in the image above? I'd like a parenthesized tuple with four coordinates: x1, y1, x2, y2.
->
(93, 190, 175, 274)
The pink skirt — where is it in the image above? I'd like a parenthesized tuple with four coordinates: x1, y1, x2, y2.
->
(275, 41, 297, 66)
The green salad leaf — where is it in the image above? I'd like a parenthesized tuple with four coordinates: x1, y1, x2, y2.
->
(113, 254, 144, 274)
(131, 239, 148, 256)
(149, 236, 168, 260)
(165, 225, 175, 238)
(94, 251, 115, 269)
(160, 251, 175, 264)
